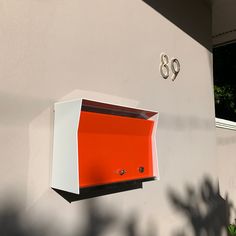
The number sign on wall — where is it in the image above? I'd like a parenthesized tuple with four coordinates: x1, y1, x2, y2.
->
(160, 54, 180, 81)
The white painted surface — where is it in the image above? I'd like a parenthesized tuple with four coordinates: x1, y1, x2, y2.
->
(216, 126, 236, 222)
(150, 113, 159, 179)
(216, 118, 236, 131)
(52, 100, 82, 194)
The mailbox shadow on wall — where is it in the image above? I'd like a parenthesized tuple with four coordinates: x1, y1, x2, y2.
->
(51, 99, 159, 202)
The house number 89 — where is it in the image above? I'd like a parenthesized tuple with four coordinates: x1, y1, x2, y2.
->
(160, 54, 180, 81)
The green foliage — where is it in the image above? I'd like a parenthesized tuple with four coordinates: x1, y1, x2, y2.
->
(214, 85, 236, 111)
(228, 224, 236, 236)
(213, 43, 236, 122)
(214, 85, 236, 121)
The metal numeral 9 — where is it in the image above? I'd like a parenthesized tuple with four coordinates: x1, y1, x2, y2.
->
(160, 54, 180, 81)
(171, 58, 180, 81)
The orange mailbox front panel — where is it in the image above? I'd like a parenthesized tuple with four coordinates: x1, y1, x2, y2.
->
(52, 99, 159, 196)
(78, 111, 154, 188)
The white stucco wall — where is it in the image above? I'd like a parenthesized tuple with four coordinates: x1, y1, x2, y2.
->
(0, 1, 216, 235)
(216, 123, 236, 223)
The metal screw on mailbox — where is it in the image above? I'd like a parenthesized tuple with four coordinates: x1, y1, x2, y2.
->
(119, 169, 126, 175)
(139, 167, 144, 173)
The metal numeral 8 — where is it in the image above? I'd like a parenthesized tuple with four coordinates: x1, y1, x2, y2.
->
(160, 54, 180, 81)
(160, 54, 169, 79)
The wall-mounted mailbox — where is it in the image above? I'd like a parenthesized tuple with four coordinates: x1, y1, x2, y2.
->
(51, 99, 159, 197)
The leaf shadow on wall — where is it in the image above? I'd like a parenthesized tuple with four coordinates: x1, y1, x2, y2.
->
(77, 200, 116, 236)
(75, 199, 158, 236)
(124, 212, 156, 236)
(0, 202, 47, 236)
(167, 176, 233, 236)
(0, 197, 158, 236)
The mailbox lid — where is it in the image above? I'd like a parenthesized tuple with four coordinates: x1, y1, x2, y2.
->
(78, 111, 155, 188)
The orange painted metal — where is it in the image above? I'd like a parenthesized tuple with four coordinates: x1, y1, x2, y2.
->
(78, 111, 154, 188)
